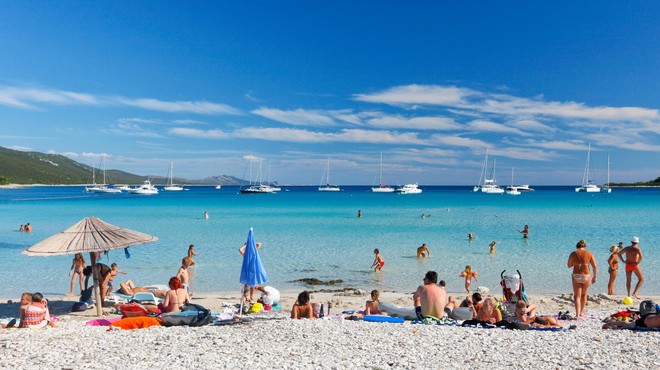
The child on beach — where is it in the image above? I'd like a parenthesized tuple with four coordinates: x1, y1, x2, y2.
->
(371, 249, 384, 271)
(105, 263, 127, 298)
(68, 253, 86, 296)
(176, 257, 192, 292)
(187, 244, 199, 266)
(365, 290, 384, 315)
(607, 245, 619, 295)
(489, 241, 498, 254)
(460, 265, 478, 293)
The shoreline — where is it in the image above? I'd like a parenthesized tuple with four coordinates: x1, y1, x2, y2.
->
(1, 290, 658, 369)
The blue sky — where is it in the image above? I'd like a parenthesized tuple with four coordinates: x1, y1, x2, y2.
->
(1, 2, 659, 185)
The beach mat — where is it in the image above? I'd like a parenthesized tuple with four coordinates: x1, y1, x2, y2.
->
(363, 315, 405, 324)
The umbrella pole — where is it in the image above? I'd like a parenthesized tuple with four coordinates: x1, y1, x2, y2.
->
(89, 252, 103, 316)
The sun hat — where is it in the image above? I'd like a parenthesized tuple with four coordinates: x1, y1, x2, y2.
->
(632, 236, 639, 244)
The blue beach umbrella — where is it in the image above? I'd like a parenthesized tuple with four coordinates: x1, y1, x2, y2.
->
(240, 228, 268, 287)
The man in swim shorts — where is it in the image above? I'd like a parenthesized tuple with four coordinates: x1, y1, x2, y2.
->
(618, 236, 644, 299)
(413, 271, 457, 319)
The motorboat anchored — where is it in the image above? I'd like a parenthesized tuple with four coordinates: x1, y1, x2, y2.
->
(127, 180, 159, 195)
(396, 183, 422, 194)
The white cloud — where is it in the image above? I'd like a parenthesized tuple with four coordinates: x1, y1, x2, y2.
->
(169, 127, 229, 139)
(7, 145, 32, 151)
(106, 122, 163, 138)
(466, 120, 529, 136)
(354, 85, 472, 106)
(251, 107, 337, 126)
(429, 135, 489, 148)
(366, 115, 461, 130)
(0, 85, 241, 115)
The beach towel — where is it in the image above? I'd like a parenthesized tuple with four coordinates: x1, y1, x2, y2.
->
(86, 317, 121, 326)
(413, 316, 457, 326)
(109, 316, 162, 330)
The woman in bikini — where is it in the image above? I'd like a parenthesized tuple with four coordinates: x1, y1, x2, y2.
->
(607, 245, 619, 296)
(161, 276, 190, 313)
(567, 239, 598, 319)
(68, 253, 86, 296)
(475, 297, 502, 324)
(365, 290, 384, 315)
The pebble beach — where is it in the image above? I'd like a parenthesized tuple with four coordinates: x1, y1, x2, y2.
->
(1, 290, 658, 369)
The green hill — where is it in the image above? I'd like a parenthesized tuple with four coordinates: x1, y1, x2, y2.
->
(0, 146, 246, 185)
(610, 177, 660, 187)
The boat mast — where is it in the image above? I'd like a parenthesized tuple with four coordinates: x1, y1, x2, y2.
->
(582, 143, 591, 187)
(477, 148, 488, 187)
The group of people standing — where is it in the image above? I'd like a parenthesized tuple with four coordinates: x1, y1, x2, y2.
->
(568, 236, 645, 318)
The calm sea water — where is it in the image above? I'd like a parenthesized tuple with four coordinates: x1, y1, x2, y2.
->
(0, 186, 657, 299)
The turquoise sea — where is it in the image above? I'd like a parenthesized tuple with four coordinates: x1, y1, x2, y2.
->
(0, 186, 658, 299)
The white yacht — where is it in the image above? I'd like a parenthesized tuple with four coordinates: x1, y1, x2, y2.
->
(163, 161, 185, 191)
(85, 155, 122, 194)
(215, 185, 222, 190)
(240, 184, 276, 194)
(506, 168, 521, 195)
(371, 153, 395, 193)
(473, 148, 504, 194)
(396, 183, 422, 194)
(575, 143, 602, 193)
(319, 158, 341, 192)
(128, 180, 159, 195)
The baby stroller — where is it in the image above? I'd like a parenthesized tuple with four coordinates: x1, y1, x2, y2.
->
(500, 270, 529, 318)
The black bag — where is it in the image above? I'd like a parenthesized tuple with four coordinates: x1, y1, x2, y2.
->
(639, 300, 657, 317)
(72, 301, 88, 312)
(160, 303, 211, 327)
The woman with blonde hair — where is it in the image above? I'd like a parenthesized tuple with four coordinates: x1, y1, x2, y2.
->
(567, 239, 598, 318)
(67, 253, 86, 296)
(607, 245, 619, 296)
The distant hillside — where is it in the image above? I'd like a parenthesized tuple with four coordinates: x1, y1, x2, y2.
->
(610, 177, 660, 187)
(0, 146, 247, 185)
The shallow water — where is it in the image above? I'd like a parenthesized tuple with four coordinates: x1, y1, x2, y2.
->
(0, 185, 657, 298)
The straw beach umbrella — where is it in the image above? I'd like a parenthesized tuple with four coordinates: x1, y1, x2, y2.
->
(239, 228, 268, 313)
(23, 217, 158, 316)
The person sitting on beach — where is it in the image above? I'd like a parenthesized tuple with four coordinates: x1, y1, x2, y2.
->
(417, 243, 430, 258)
(104, 263, 127, 299)
(413, 271, 458, 319)
(187, 244, 199, 266)
(567, 239, 597, 318)
(365, 290, 384, 315)
(514, 301, 561, 327)
(118, 279, 166, 297)
(470, 292, 483, 318)
(371, 248, 384, 271)
(291, 291, 316, 319)
(607, 245, 619, 296)
(10, 292, 33, 328)
(489, 241, 498, 254)
(618, 236, 644, 299)
(160, 277, 190, 313)
(475, 298, 502, 324)
(21, 292, 56, 328)
(68, 253, 86, 296)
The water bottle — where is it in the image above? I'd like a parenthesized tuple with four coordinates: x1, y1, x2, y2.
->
(319, 303, 325, 318)
(327, 302, 332, 316)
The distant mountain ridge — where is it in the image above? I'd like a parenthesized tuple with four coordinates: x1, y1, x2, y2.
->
(0, 146, 246, 185)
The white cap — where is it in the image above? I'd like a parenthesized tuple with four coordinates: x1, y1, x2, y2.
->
(632, 236, 639, 244)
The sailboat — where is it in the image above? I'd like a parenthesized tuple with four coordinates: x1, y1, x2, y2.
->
(240, 157, 275, 194)
(163, 161, 185, 191)
(85, 155, 122, 194)
(318, 158, 341, 192)
(371, 153, 395, 193)
(575, 143, 602, 193)
(602, 150, 612, 193)
(506, 168, 521, 195)
(473, 148, 504, 194)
